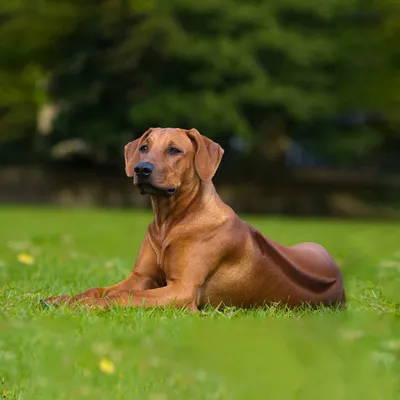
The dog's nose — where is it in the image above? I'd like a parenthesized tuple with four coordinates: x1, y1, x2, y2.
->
(134, 162, 154, 179)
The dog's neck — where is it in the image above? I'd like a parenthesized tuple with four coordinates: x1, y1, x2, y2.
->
(150, 180, 217, 234)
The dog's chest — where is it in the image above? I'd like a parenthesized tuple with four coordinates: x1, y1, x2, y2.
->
(148, 230, 169, 269)
(151, 239, 171, 277)
(150, 244, 168, 286)
(155, 239, 186, 283)
(148, 227, 191, 282)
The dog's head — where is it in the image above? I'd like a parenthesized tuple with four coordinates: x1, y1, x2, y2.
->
(124, 128, 224, 197)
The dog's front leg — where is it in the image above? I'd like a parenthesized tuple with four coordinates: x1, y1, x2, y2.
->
(68, 283, 197, 312)
(43, 235, 159, 307)
(46, 271, 159, 307)
(43, 287, 103, 306)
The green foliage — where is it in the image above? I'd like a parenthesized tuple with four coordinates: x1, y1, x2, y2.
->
(0, 0, 398, 162)
(335, 0, 400, 118)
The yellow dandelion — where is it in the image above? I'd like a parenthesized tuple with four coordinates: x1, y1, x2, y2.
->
(99, 358, 115, 375)
(17, 253, 34, 265)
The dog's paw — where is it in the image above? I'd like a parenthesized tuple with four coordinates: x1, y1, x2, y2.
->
(41, 295, 72, 307)
(69, 296, 111, 310)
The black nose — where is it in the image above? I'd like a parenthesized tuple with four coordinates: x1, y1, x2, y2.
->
(134, 162, 154, 179)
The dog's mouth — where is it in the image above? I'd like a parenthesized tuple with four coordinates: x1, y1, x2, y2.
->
(137, 183, 176, 197)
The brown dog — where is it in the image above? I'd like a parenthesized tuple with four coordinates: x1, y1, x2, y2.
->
(44, 127, 345, 310)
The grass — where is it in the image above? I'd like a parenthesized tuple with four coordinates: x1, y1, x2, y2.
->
(0, 206, 399, 399)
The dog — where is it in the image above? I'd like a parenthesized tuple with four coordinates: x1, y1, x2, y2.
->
(44, 127, 345, 310)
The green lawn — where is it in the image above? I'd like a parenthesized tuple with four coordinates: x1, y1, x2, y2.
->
(0, 206, 399, 400)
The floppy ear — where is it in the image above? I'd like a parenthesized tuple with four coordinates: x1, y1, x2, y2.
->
(124, 128, 153, 177)
(186, 128, 224, 181)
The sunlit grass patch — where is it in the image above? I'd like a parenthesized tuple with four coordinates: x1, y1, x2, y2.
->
(0, 206, 399, 399)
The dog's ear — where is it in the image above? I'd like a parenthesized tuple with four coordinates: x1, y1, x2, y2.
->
(186, 128, 224, 181)
(124, 128, 153, 177)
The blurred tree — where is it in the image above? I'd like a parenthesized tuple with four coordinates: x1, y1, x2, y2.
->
(302, 0, 400, 167)
(0, 0, 398, 166)
(335, 0, 399, 120)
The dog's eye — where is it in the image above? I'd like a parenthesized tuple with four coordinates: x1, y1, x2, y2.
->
(139, 144, 148, 153)
(168, 147, 182, 155)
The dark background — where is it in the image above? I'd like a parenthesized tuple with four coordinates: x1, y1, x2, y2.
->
(0, 0, 399, 217)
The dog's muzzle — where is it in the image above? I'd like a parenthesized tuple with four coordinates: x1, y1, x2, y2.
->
(134, 162, 176, 196)
(134, 162, 154, 180)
